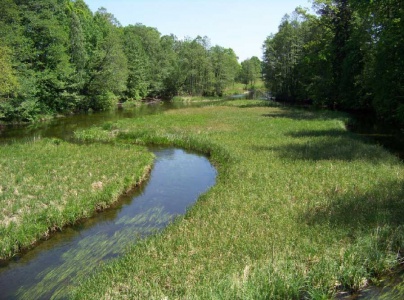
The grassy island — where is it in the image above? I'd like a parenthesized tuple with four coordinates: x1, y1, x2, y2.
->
(0, 139, 153, 259)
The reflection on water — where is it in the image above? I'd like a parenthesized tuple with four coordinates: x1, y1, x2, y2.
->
(0, 103, 169, 144)
(348, 114, 404, 160)
(0, 101, 222, 144)
(0, 148, 217, 299)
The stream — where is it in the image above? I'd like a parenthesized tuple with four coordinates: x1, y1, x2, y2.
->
(0, 103, 171, 144)
(0, 147, 216, 299)
(0, 102, 403, 299)
(0, 103, 217, 299)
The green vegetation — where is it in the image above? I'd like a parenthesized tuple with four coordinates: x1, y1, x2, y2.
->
(69, 100, 404, 299)
(3, 0, 401, 128)
(0, 139, 153, 259)
(1, 0, 403, 297)
(0, 0, 241, 123)
(238, 56, 262, 89)
(263, 1, 404, 125)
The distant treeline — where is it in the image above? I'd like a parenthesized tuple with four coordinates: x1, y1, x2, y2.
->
(263, 0, 403, 125)
(3, 1, 401, 126)
(1, 0, 263, 123)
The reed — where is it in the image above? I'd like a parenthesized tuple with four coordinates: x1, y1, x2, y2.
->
(70, 100, 404, 299)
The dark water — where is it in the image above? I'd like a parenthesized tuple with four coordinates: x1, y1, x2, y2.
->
(0, 103, 169, 143)
(347, 113, 404, 161)
(0, 100, 224, 144)
(0, 147, 216, 299)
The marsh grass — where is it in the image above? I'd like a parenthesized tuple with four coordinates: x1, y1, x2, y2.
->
(69, 101, 404, 299)
(0, 138, 153, 259)
(67, 100, 404, 299)
(171, 96, 226, 103)
(3, 99, 403, 298)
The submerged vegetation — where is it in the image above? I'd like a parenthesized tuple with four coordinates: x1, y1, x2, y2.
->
(0, 139, 153, 259)
(67, 100, 404, 299)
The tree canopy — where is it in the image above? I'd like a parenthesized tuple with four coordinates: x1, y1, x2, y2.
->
(2, 0, 402, 126)
(239, 56, 262, 89)
(262, 1, 404, 125)
(0, 0, 241, 123)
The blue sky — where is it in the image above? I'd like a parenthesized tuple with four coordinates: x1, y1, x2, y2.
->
(85, 0, 312, 62)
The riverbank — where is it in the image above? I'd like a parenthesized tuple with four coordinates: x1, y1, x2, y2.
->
(70, 100, 404, 299)
(0, 139, 153, 260)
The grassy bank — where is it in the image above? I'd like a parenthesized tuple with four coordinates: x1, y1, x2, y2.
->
(70, 100, 404, 299)
(0, 139, 153, 259)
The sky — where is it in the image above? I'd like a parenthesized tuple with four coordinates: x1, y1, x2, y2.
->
(85, 0, 312, 62)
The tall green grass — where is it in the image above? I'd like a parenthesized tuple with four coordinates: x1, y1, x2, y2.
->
(70, 101, 404, 299)
(0, 138, 153, 259)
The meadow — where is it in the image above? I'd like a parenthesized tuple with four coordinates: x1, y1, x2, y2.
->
(0, 139, 153, 259)
(67, 100, 404, 299)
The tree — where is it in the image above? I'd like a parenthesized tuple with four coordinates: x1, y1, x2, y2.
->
(0, 0, 21, 46)
(15, 0, 74, 112)
(0, 0, 244, 122)
(211, 46, 240, 95)
(316, 0, 364, 109)
(0, 0, 20, 103)
(69, 10, 87, 75)
(83, 8, 128, 110)
(263, 13, 304, 101)
(262, 0, 403, 125)
(293, 6, 334, 106)
(160, 34, 184, 98)
(359, 0, 404, 123)
(124, 24, 166, 96)
(178, 36, 213, 96)
(122, 26, 149, 100)
(0, 46, 19, 101)
(239, 56, 262, 88)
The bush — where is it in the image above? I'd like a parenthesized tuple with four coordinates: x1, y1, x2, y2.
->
(90, 92, 117, 111)
(0, 98, 42, 123)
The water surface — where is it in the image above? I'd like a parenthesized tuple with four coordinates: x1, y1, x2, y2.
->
(0, 147, 217, 299)
(0, 103, 168, 143)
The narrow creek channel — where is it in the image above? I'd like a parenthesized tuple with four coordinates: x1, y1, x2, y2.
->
(0, 147, 217, 299)
(1, 102, 403, 299)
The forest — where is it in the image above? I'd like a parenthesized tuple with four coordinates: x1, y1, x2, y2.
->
(0, 0, 261, 123)
(0, 0, 403, 127)
(263, 0, 404, 126)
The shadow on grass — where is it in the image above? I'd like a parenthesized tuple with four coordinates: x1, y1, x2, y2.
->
(262, 107, 348, 121)
(254, 133, 387, 162)
(300, 179, 404, 297)
(216, 99, 278, 109)
(287, 129, 347, 138)
(303, 179, 404, 229)
(237, 101, 276, 108)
